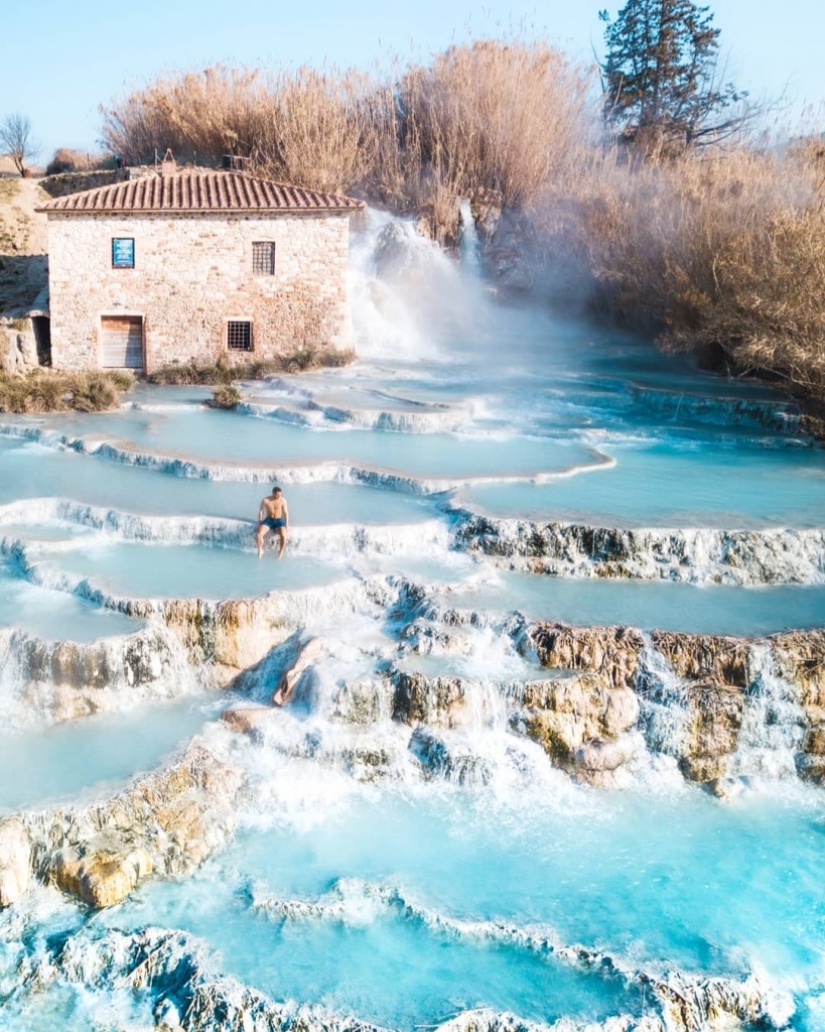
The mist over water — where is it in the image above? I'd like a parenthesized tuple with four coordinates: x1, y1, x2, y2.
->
(349, 207, 494, 362)
(1, 211, 825, 1030)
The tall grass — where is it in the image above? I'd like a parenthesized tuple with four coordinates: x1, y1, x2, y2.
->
(101, 67, 266, 171)
(101, 65, 374, 195)
(532, 145, 825, 394)
(100, 44, 825, 400)
(0, 371, 133, 413)
(100, 42, 591, 239)
(363, 42, 592, 240)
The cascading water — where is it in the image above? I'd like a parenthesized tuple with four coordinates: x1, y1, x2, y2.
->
(348, 206, 491, 360)
(459, 198, 482, 276)
(1, 209, 825, 1031)
(634, 638, 691, 763)
(726, 644, 808, 781)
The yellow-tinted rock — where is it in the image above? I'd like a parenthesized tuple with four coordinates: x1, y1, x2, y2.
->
(51, 841, 153, 908)
(530, 623, 644, 687)
(518, 674, 639, 767)
(24, 741, 244, 908)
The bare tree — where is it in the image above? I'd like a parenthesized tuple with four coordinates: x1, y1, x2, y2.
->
(0, 113, 41, 176)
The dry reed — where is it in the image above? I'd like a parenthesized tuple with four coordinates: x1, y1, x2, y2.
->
(100, 41, 591, 239)
(533, 145, 825, 394)
(0, 370, 133, 413)
(100, 44, 825, 400)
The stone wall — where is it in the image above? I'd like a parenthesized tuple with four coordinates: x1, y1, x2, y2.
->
(39, 167, 156, 199)
(39, 170, 126, 199)
(0, 320, 38, 374)
(46, 210, 354, 372)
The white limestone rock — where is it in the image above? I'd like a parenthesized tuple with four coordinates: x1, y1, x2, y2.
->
(0, 818, 31, 907)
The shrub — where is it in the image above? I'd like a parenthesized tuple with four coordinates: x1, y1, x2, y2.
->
(99, 44, 590, 241)
(532, 144, 825, 397)
(70, 372, 119, 412)
(666, 204, 825, 394)
(254, 67, 377, 195)
(148, 361, 224, 386)
(208, 385, 242, 409)
(367, 42, 591, 226)
(284, 347, 318, 372)
(148, 349, 353, 385)
(0, 371, 132, 413)
(45, 148, 109, 175)
(101, 65, 376, 196)
(107, 370, 136, 392)
(317, 348, 354, 368)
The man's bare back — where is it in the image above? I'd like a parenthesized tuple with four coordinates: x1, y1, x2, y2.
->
(256, 485, 289, 559)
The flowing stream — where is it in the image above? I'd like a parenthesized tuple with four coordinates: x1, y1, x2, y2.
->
(1, 210, 825, 1031)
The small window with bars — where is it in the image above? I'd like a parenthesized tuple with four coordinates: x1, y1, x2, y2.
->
(227, 320, 253, 351)
(252, 241, 276, 275)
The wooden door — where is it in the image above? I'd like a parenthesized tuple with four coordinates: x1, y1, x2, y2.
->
(101, 316, 144, 369)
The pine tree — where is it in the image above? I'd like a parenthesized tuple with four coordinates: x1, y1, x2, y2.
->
(600, 0, 747, 154)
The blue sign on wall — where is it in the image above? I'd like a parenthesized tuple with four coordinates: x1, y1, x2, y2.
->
(112, 238, 135, 269)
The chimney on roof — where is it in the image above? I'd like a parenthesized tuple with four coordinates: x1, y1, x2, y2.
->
(160, 148, 177, 177)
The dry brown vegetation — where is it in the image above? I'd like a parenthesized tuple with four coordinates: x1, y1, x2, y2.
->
(0, 370, 133, 413)
(101, 65, 374, 197)
(207, 385, 242, 409)
(100, 43, 590, 242)
(535, 145, 825, 394)
(45, 149, 111, 176)
(100, 42, 825, 400)
(147, 347, 354, 386)
(364, 43, 591, 242)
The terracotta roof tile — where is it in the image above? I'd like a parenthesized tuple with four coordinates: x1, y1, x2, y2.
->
(37, 170, 364, 215)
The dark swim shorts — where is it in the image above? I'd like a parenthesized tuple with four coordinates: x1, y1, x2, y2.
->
(262, 517, 286, 530)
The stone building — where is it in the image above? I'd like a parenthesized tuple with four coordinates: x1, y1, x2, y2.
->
(36, 161, 363, 373)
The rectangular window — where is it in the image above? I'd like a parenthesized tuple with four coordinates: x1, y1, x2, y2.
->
(252, 241, 276, 275)
(227, 320, 253, 352)
(111, 238, 135, 269)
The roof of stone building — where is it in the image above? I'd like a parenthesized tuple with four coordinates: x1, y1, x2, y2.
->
(37, 169, 365, 215)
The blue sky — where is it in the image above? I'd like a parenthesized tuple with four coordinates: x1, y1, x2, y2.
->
(3, 0, 823, 158)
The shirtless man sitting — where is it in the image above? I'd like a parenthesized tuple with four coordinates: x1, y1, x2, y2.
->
(256, 485, 289, 559)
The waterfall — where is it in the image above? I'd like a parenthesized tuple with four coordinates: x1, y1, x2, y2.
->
(348, 206, 492, 360)
(635, 637, 691, 760)
(458, 198, 482, 276)
(726, 644, 807, 781)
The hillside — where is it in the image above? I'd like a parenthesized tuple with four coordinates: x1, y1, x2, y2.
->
(0, 167, 48, 317)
